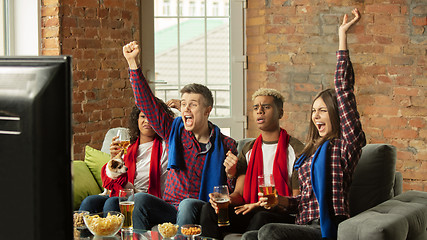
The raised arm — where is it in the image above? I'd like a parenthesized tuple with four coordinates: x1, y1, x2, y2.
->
(123, 41, 140, 69)
(123, 41, 174, 139)
(335, 9, 366, 165)
(339, 8, 360, 51)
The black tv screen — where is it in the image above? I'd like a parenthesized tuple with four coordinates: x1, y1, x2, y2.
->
(0, 56, 72, 240)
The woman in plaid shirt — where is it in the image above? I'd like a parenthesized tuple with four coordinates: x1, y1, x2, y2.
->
(243, 8, 366, 240)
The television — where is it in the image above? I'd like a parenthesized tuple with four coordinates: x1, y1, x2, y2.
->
(0, 56, 73, 240)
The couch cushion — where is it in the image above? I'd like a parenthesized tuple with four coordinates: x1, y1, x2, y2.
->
(72, 160, 102, 210)
(338, 190, 427, 240)
(84, 145, 110, 189)
(392, 191, 427, 239)
(338, 210, 409, 240)
(349, 144, 396, 216)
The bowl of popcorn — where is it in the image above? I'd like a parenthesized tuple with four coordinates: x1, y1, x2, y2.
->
(180, 224, 202, 239)
(73, 210, 89, 229)
(83, 211, 124, 237)
(158, 222, 179, 239)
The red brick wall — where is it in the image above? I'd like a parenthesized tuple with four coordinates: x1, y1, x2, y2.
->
(41, 0, 140, 160)
(246, 0, 426, 191)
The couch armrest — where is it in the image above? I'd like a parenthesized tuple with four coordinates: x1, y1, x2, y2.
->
(338, 191, 427, 240)
(338, 208, 409, 240)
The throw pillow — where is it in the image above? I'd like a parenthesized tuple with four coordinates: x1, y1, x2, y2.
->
(72, 160, 102, 210)
(349, 144, 396, 216)
(84, 145, 110, 189)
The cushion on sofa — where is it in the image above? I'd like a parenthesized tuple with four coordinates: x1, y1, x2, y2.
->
(392, 191, 427, 239)
(338, 211, 409, 240)
(84, 145, 110, 189)
(72, 160, 102, 210)
(338, 190, 427, 240)
(349, 144, 397, 216)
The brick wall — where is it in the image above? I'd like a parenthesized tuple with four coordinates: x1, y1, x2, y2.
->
(41, 0, 140, 160)
(246, 0, 426, 191)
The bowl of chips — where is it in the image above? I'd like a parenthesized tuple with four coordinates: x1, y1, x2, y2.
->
(158, 222, 179, 239)
(181, 224, 202, 239)
(83, 211, 124, 237)
(73, 210, 89, 229)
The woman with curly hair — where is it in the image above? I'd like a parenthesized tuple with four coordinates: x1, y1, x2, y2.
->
(79, 99, 174, 213)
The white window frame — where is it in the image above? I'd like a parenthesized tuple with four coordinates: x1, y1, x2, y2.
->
(141, 0, 247, 140)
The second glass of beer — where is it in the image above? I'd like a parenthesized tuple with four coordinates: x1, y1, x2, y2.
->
(213, 185, 230, 227)
(258, 174, 278, 208)
(119, 189, 135, 230)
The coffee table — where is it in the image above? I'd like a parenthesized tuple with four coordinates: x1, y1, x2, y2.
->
(74, 228, 152, 240)
(74, 228, 216, 240)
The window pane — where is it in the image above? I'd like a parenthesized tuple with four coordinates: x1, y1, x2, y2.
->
(175, 0, 205, 17)
(207, 0, 229, 16)
(207, 19, 229, 85)
(155, 18, 179, 100)
(207, 18, 230, 117)
(155, 0, 177, 17)
(179, 18, 205, 85)
(153, 0, 233, 119)
(209, 84, 230, 117)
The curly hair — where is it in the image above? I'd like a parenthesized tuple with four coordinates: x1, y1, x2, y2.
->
(128, 98, 175, 144)
(252, 88, 285, 111)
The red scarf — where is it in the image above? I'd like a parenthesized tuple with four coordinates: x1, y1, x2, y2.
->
(243, 128, 291, 203)
(125, 136, 163, 198)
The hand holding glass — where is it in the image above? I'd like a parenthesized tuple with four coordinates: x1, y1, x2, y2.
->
(212, 185, 230, 227)
(119, 189, 134, 230)
(116, 129, 130, 155)
(258, 174, 278, 208)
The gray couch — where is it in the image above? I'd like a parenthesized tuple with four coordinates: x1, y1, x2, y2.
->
(225, 142, 427, 240)
(337, 144, 427, 240)
(96, 132, 427, 239)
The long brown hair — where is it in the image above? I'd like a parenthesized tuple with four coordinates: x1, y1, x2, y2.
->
(299, 89, 340, 157)
(128, 98, 175, 144)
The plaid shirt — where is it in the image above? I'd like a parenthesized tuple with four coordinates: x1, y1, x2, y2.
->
(289, 50, 366, 225)
(129, 68, 237, 208)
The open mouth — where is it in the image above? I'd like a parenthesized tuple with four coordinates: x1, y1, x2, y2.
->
(184, 115, 194, 126)
(257, 117, 265, 124)
(316, 122, 326, 132)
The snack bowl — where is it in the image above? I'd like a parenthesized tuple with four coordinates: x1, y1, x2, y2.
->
(73, 210, 89, 229)
(83, 211, 124, 237)
(180, 224, 202, 238)
(158, 222, 179, 239)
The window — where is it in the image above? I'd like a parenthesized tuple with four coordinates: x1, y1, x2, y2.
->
(143, 0, 246, 139)
(0, 0, 40, 56)
(189, 1, 196, 16)
(211, 2, 219, 16)
(179, 0, 184, 16)
(163, 0, 171, 16)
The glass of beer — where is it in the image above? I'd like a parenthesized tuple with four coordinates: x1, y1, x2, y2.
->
(117, 129, 130, 155)
(119, 189, 135, 230)
(212, 185, 230, 227)
(258, 174, 278, 208)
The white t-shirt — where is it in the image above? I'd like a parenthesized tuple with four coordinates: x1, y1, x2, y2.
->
(133, 141, 168, 194)
(245, 142, 296, 179)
